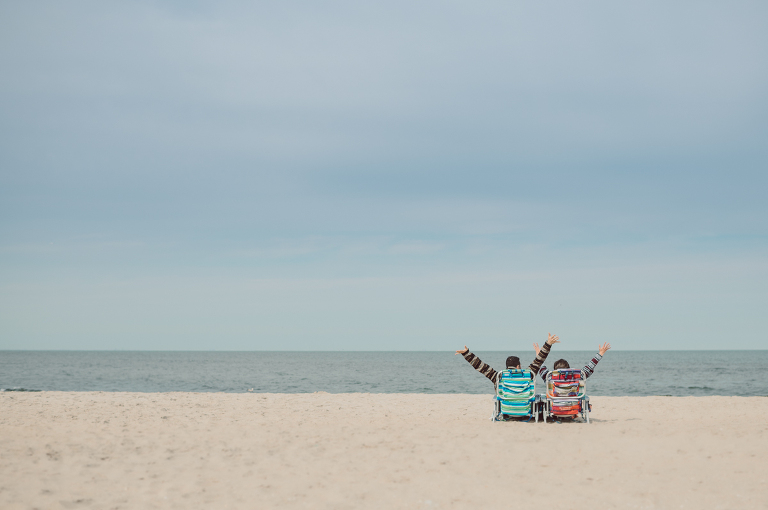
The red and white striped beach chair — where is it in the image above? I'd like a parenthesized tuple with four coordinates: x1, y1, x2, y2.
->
(543, 368, 590, 423)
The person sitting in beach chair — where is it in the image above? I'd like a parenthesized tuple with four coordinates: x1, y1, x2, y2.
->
(533, 342, 611, 382)
(455, 334, 560, 421)
(532, 342, 611, 422)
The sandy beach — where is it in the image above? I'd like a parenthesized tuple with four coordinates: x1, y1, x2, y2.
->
(1, 392, 766, 509)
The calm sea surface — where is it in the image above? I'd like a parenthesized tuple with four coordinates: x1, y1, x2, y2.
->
(1, 350, 766, 396)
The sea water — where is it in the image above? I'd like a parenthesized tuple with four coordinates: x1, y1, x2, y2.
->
(1, 350, 766, 396)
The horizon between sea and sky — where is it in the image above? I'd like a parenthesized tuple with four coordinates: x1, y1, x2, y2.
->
(1, 1, 767, 352)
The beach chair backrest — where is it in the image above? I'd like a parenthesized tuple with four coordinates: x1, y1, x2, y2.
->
(546, 369, 585, 399)
(496, 369, 534, 416)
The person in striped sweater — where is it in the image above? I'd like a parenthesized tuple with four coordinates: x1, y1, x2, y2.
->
(454, 333, 561, 389)
(533, 341, 611, 381)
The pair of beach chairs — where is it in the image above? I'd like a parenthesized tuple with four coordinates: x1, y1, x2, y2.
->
(491, 368, 590, 423)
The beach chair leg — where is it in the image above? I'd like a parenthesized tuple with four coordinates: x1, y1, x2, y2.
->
(584, 397, 590, 424)
(534, 400, 539, 423)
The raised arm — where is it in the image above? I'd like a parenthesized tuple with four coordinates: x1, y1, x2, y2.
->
(529, 333, 559, 375)
(455, 346, 499, 385)
(582, 342, 610, 379)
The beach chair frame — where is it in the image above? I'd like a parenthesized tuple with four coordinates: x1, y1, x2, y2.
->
(542, 368, 590, 424)
(491, 368, 538, 422)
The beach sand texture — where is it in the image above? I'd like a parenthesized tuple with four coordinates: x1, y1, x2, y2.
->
(1, 393, 766, 509)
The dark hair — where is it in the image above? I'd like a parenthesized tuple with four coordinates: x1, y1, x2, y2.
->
(506, 356, 521, 368)
(553, 359, 570, 370)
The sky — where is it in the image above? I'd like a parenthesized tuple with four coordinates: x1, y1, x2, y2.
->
(1, 0, 767, 351)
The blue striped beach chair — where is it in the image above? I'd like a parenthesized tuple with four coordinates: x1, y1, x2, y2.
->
(492, 368, 538, 422)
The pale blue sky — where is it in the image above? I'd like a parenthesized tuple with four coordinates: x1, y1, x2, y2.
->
(1, 1, 766, 350)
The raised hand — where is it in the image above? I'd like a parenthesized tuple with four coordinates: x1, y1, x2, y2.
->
(455, 345, 469, 355)
(598, 342, 611, 356)
(533, 342, 541, 356)
(547, 333, 560, 345)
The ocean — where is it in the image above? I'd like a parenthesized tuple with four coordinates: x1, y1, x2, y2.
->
(1, 350, 766, 396)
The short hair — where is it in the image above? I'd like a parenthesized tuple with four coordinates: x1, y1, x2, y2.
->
(506, 356, 521, 368)
(553, 359, 570, 370)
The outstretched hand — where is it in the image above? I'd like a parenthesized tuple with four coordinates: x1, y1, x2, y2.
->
(455, 345, 469, 355)
(598, 342, 611, 356)
(533, 342, 541, 356)
(547, 333, 560, 345)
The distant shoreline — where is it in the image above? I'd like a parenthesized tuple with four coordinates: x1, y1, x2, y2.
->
(3, 390, 767, 397)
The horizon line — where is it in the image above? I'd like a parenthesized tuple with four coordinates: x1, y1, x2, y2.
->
(1, 349, 766, 353)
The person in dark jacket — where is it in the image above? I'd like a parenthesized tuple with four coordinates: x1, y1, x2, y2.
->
(455, 333, 560, 389)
